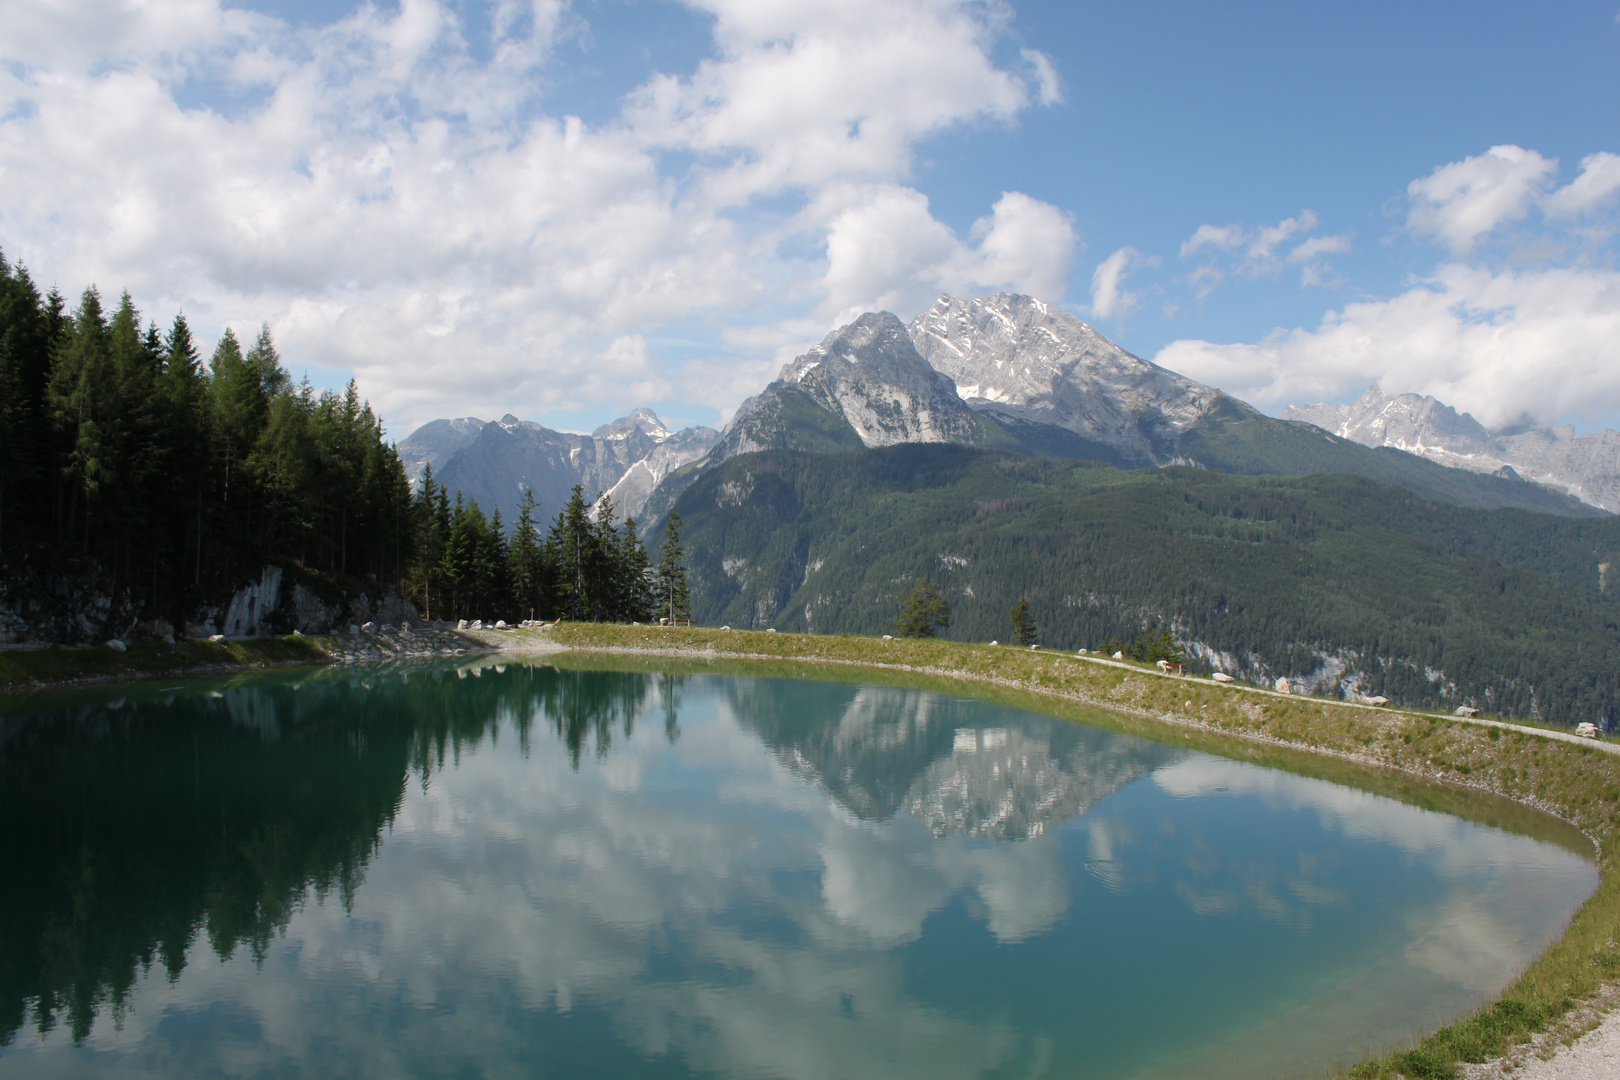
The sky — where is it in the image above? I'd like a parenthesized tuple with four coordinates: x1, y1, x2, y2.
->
(1, 0, 1617, 438)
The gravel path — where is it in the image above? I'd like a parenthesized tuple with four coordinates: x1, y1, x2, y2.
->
(1463, 989, 1619, 1080)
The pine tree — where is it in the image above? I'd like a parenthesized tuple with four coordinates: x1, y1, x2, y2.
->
(1010, 595, 1038, 646)
(618, 516, 654, 623)
(548, 485, 593, 621)
(894, 579, 950, 638)
(653, 512, 690, 624)
(508, 488, 545, 620)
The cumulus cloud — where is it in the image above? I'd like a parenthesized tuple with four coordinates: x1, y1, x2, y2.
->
(1089, 246, 1155, 320)
(0, 0, 1061, 433)
(1156, 263, 1620, 429)
(1542, 151, 1620, 218)
(1406, 144, 1558, 254)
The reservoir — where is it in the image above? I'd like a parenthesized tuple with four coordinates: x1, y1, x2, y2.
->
(0, 659, 1597, 1079)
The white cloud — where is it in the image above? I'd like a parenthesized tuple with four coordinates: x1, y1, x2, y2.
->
(1542, 151, 1620, 218)
(1406, 144, 1558, 254)
(1155, 262, 1620, 429)
(1179, 223, 1245, 259)
(1089, 246, 1154, 320)
(1021, 48, 1063, 106)
(1177, 213, 1344, 290)
(1287, 233, 1353, 263)
(1247, 209, 1318, 264)
(0, 0, 1053, 433)
(814, 185, 1075, 328)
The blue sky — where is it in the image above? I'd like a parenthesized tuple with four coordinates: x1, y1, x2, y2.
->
(2, 0, 1617, 436)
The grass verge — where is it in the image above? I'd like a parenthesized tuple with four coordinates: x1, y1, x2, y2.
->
(536, 623, 1620, 1080)
(0, 636, 332, 691)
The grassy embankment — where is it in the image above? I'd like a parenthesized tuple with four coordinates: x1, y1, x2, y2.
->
(0, 636, 333, 691)
(538, 622, 1620, 1080)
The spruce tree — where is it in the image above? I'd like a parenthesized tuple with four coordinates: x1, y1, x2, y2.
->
(618, 517, 654, 623)
(1010, 596, 1038, 646)
(508, 488, 545, 620)
(653, 512, 690, 624)
(894, 579, 950, 638)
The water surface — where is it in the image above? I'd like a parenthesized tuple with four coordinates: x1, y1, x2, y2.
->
(0, 659, 1596, 1079)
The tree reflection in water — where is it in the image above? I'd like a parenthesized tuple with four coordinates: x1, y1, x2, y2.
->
(0, 661, 677, 1046)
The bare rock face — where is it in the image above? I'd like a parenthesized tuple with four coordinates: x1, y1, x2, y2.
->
(1284, 386, 1620, 513)
(418, 409, 718, 525)
(909, 293, 1222, 463)
(777, 311, 988, 447)
(395, 417, 485, 484)
(595, 424, 722, 522)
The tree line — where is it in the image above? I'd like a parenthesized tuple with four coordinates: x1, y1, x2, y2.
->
(0, 252, 689, 637)
(404, 470, 690, 626)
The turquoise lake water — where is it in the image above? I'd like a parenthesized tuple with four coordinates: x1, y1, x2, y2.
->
(0, 658, 1597, 1079)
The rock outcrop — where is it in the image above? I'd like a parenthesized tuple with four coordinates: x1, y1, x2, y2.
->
(1284, 386, 1620, 513)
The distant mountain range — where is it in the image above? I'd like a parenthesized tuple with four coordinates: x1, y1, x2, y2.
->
(1284, 386, 1620, 513)
(400, 292, 1609, 525)
(399, 408, 718, 524)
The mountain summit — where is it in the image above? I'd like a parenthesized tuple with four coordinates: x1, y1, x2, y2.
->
(1285, 387, 1620, 512)
(909, 293, 1221, 464)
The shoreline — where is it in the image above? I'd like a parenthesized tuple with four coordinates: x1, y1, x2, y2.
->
(4, 622, 1615, 1079)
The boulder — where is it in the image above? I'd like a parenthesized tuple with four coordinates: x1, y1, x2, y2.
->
(209, 634, 226, 642)
(495, 620, 508, 629)
(1576, 722, 1601, 739)
(1111, 650, 1124, 660)
(1274, 678, 1293, 694)
(1031, 644, 1041, 651)
(105, 638, 127, 652)
(1211, 672, 1234, 683)
(361, 621, 377, 634)
(1454, 706, 1480, 718)
(457, 619, 469, 630)
(1365, 695, 1389, 706)
(882, 634, 893, 640)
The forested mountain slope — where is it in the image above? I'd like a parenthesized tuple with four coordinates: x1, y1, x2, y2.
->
(669, 445, 1620, 726)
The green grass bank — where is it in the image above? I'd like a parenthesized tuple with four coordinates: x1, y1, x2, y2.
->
(0, 636, 333, 691)
(536, 622, 1620, 1080)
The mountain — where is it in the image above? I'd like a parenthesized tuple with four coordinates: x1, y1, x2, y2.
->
(1284, 386, 1620, 513)
(714, 311, 1013, 461)
(909, 293, 1220, 463)
(643, 298, 1598, 526)
(664, 443, 1620, 726)
(395, 417, 485, 484)
(417, 409, 718, 525)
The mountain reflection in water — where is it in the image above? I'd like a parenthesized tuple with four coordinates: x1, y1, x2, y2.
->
(0, 661, 1597, 1080)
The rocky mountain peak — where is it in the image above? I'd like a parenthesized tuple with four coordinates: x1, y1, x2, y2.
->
(1283, 387, 1620, 513)
(593, 406, 671, 441)
(764, 310, 984, 449)
(908, 293, 1222, 463)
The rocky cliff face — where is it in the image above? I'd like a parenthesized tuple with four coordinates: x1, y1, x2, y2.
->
(419, 409, 718, 524)
(396, 417, 486, 484)
(1284, 387, 1620, 512)
(909, 293, 1222, 464)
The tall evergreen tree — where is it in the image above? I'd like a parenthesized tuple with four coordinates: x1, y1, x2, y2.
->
(894, 579, 950, 639)
(1009, 596, 1038, 646)
(653, 512, 691, 624)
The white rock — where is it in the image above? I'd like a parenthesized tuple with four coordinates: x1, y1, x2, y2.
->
(209, 634, 226, 642)
(766, 628, 777, 633)
(1454, 705, 1480, 718)
(882, 634, 893, 640)
(1211, 672, 1234, 683)
(105, 638, 126, 652)
(1111, 650, 1123, 659)
(400, 621, 412, 631)
(361, 621, 377, 633)
(1030, 644, 1041, 651)
(721, 625, 731, 631)
(1275, 678, 1293, 694)
(1365, 695, 1388, 706)
(457, 619, 469, 630)
(1576, 722, 1601, 738)
(495, 620, 508, 629)
(989, 640, 998, 646)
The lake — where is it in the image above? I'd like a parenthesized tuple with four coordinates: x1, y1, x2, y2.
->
(0, 657, 1597, 1079)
